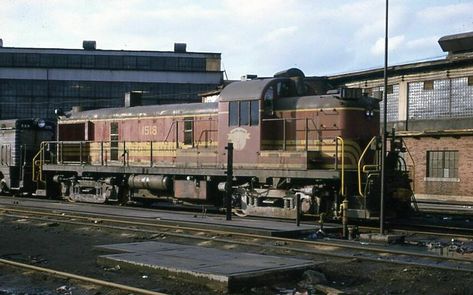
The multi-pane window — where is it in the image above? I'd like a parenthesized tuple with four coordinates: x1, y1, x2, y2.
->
(183, 118, 193, 146)
(0, 79, 217, 120)
(229, 100, 259, 126)
(0, 52, 208, 71)
(372, 84, 399, 122)
(427, 150, 458, 178)
(110, 122, 119, 161)
(409, 77, 473, 120)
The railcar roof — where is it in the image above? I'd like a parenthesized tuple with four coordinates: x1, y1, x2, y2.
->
(63, 102, 218, 121)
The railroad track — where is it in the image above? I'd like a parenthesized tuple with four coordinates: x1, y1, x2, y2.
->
(1, 204, 473, 275)
(0, 258, 167, 295)
(387, 223, 473, 238)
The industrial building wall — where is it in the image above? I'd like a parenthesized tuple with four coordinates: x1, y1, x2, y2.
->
(0, 47, 222, 119)
(402, 135, 473, 202)
(343, 74, 473, 126)
(0, 79, 218, 119)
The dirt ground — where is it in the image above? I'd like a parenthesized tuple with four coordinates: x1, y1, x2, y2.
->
(1, 214, 473, 295)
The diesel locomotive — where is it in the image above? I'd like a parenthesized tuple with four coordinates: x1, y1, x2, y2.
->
(30, 69, 413, 219)
(0, 119, 55, 195)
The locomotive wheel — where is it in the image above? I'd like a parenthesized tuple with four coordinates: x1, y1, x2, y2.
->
(233, 208, 248, 217)
(233, 193, 248, 217)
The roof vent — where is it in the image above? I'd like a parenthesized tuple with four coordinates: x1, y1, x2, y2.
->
(438, 31, 473, 54)
(174, 43, 187, 53)
(82, 40, 96, 50)
(240, 74, 257, 81)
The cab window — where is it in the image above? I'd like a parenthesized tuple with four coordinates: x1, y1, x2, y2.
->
(250, 100, 259, 125)
(277, 81, 291, 97)
(263, 86, 274, 115)
(239, 101, 250, 125)
(228, 100, 259, 126)
(229, 101, 238, 126)
(183, 117, 193, 146)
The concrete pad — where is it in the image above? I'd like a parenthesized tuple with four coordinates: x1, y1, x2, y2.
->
(97, 241, 317, 292)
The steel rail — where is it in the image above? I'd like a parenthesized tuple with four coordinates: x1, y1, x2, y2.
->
(1, 207, 471, 261)
(0, 258, 167, 295)
(359, 225, 473, 240)
(2, 207, 473, 272)
(1, 207, 470, 261)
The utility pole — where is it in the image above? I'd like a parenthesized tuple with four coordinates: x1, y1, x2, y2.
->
(380, 0, 389, 234)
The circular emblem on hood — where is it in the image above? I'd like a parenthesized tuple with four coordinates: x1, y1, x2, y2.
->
(227, 128, 251, 151)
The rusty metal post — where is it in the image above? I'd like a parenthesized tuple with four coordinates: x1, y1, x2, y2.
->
(296, 194, 301, 227)
(225, 143, 233, 221)
(342, 199, 349, 238)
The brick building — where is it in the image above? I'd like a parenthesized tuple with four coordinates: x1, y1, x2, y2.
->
(323, 31, 473, 202)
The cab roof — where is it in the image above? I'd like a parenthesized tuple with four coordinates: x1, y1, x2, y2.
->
(218, 78, 282, 102)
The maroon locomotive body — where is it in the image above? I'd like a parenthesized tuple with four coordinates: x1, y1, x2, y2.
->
(35, 70, 412, 219)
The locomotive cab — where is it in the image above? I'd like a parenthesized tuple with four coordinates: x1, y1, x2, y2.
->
(217, 77, 300, 168)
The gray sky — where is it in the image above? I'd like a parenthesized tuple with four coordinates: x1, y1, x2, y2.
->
(1, 0, 472, 79)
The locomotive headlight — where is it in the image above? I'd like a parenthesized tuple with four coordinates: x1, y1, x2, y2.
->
(37, 119, 46, 128)
(365, 109, 374, 118)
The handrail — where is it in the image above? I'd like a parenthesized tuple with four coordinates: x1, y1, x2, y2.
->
(336, 136, 345, 197)
(32, 142, 47, 182)
(261, 117, 339, 151)
(358, 136, 377, 197)
(164, 118, 216, 148)
(195, 129, 218, 148)
(403, 140, 416, 192)
(40, 138, 220, 167)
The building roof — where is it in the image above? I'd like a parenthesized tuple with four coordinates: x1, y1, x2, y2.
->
(326, 31, 473, 84)
(439, 31, 473, 54)
(326, 54, 473, 84)
(0, 45, 221, 59)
